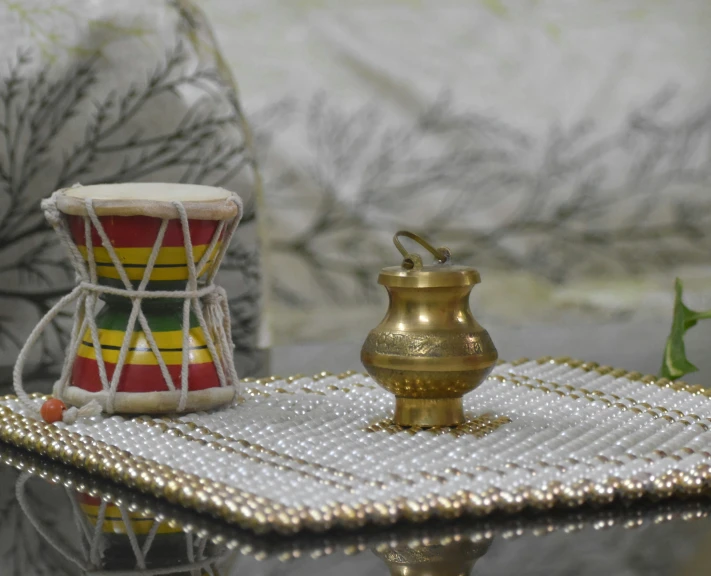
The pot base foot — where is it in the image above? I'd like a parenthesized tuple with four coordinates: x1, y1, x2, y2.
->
(394, 397, 464, 427)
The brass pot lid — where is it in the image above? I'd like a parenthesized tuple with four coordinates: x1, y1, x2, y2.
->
(378, 231, 480, 289)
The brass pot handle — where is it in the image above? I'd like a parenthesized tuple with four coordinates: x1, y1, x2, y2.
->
(393, 231, 451, 270)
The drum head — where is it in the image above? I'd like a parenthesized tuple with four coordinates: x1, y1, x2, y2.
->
(55, 183, 240, 220)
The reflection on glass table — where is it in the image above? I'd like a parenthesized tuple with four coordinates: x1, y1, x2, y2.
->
(3, 443, 711, 576)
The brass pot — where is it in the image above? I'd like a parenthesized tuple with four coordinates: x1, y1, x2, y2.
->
(361, 231, 498, 427)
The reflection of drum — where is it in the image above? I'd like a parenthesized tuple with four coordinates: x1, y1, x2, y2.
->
(17, 472, 228, 574)
(48, 183, 242, 415)
(76, 492, 183, 536)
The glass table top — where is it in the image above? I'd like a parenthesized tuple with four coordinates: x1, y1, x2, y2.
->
(3, 442, 711, 576)
(1, 345, 711, 575)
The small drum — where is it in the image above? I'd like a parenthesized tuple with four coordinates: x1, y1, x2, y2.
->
(43, 183, 242, 415)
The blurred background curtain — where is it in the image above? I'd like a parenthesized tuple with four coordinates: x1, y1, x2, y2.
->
(200, 0, 711, 375)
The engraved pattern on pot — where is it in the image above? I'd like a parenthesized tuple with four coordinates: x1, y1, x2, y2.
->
(364, 332, 490, 358)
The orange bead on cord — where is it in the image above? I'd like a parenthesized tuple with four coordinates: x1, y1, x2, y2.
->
(40, 398, 67, 423)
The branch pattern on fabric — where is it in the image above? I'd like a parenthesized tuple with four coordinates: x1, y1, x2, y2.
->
(252, 90, 711, 308)
(0, 0, 262, 380)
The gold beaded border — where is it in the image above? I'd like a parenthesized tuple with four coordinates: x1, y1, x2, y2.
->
(1, 360, 711, 534)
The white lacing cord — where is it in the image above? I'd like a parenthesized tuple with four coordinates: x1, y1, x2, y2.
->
(89, 500, 109, 566)
(173, 201, 237, 412)
(83, 209, 110, 396)
(141, 520, 162, 559)
(84, 199, 178, 407)
(13, 189, 242, 423)
(64, 485, 97, 564)
(119, 505, 148, 570)
(12, 286, 100, 423)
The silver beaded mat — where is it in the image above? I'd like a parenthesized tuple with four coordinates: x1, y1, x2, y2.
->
(1, 357, 710, 534)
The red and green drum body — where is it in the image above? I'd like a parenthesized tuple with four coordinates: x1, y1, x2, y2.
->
(72, 306, 221, 394)
(62, 211, 235, 414)
(67, 214, 223, 289)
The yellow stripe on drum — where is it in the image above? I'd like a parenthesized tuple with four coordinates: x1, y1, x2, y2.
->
(77, 343, 214, 365)
(76, 244, 221, 281)
(77, 326, 215, 365)
(84, 327, 208, 349)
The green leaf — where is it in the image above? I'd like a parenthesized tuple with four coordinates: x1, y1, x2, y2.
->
(660, 278, 711, 380)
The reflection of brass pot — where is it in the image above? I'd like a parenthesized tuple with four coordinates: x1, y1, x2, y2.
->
(374, 540, 492, 576)
(361, 231, 498, 427)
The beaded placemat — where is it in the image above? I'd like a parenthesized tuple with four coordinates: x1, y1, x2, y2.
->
(1, 357, 710, 534)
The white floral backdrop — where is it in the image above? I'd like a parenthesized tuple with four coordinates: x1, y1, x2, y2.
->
(200, 0, 711, 350)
